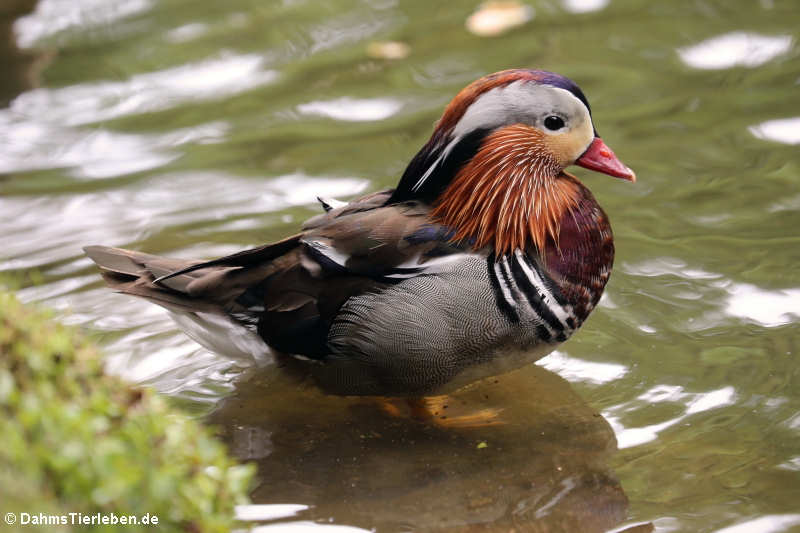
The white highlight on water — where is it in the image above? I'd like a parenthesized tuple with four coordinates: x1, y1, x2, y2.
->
(538, 351, 628, 385)
(749, 117, 800, 145)
(678, 32, 792, 69)
(297, 97, 403, 122)
(562, 0, 609, 14)
(712, 515, 800, 533)
(605, 386, 737, 449)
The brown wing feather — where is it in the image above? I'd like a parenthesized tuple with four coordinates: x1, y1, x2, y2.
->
(302, 201, 449, 274)
(85, 188, 461, 359)
(83, 246, 224, 313)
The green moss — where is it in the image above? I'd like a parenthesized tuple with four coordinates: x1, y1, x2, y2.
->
(0, 290, 254, 532)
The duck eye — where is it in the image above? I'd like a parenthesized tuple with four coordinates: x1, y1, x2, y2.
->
(544, 115, 565, 131)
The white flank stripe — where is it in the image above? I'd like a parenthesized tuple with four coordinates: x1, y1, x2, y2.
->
(504, 255, 558, 338)
(383, 271, 420, 279)
(494, 261, 517, 310)
(385, 252, 475, 279)
(513, 249, 573, 330)
(503, 254, 555, 337)
(302, 239, 350, 268)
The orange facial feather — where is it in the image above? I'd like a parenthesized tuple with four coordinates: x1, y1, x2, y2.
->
(431, 124, 581, 256)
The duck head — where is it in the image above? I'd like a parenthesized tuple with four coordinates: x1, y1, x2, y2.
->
(390, 69, 635, 255)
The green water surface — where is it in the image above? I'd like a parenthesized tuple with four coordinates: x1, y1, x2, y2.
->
(1, 0, 799, 531)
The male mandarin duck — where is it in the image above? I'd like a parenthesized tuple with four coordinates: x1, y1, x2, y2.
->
(85, 69, 634, 397)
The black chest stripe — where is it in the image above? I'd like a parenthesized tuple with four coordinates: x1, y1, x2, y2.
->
(487, 254, 520, 323)
(509, 255, 566, 336)
(524, 254, 570, 307)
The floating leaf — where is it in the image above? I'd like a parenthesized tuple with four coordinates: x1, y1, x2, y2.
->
(367, 41, 411, 60)
(466, 1, 534, 37)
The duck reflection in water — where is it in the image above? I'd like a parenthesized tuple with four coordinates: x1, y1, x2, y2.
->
(211, 363, 650, 533)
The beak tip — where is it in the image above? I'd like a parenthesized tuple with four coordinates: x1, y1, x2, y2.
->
(575, 137, 636, 183)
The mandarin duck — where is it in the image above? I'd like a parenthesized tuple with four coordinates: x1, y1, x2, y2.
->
(85, 69, 634, 397)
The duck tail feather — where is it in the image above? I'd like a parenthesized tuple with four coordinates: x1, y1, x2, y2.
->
(150, 234, 302, 285)
(84, 245, 219, 312)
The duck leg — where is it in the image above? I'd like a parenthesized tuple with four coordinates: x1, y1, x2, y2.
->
(378, 395, 505, 428)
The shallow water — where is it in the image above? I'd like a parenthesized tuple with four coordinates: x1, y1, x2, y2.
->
(2, 0, 799, 531)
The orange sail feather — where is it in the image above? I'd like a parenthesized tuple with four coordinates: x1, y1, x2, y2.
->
(432, 124, 581, 255)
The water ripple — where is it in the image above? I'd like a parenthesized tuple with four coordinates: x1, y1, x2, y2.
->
(234, 504, 308, 522)
(539, 351, 628, 385)
(605, 386, 737, 449)
(7, 53, 277, 126)
(749, 117, 800, 145)
(297, 97, 404, 122)
(713, 515, 800, 533)
(678, 32, 792, 70)
(14, 0, 154, 48)
(307, 10, 396, 54)
(164, 22, 210, 43)
(251, 522, 370, 533)
(0, 119, 227, 178)
(621, 257, 800, 329)
(724, 283, 800, 327)
(622, 257, 722, 280)
(0, 172, 368, 270)
(562, 0, 609, 14)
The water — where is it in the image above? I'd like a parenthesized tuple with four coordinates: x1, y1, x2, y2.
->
(1, 0, 799, 531)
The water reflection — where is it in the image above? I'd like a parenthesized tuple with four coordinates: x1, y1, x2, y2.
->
(5, 53, 277, 126)
(307, 9, 396, 54)
(14, 0, 153, 48)
(605, 385, 737, 449)
(0, 119, 193, 177)
(164, 22, 210, 44)
(251, 522, 369, 533)
(0, 172, 367, 270)
(621, 257, 800, 329)
(539, 350, 628, 385)
(297, 97, 403, 122)
(0, 48, 277, 181)
(749, 117, 800, 145)
(561, 0, 609, 14)
(713, 515, 800, 533)
(211, 364, 630, 532)
(724, 283, 800, 328)
(677, 32, 793, 70)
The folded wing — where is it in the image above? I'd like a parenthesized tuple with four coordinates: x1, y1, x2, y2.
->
(85, 189, 469, 360)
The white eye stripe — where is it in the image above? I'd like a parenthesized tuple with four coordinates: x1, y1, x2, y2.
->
(413, 82, 593, 192)
(452, 82, 590, 139)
